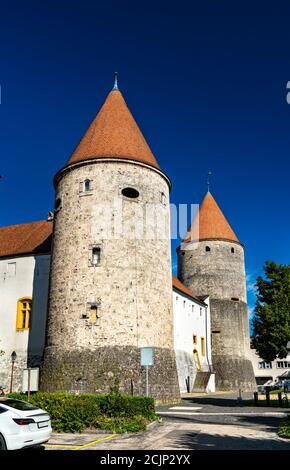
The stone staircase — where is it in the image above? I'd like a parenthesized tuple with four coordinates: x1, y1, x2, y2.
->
(192, 371, 212, 392)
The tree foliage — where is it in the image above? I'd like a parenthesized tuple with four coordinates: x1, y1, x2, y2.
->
(252, 261, 290, 362)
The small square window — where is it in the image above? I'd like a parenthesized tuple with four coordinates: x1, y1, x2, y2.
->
(89, 245, 102, 267)
(90, 306, 98, 323)
(84, 302, 101, 325)
(92, 247, 101, 266)
(84, 179, 92, 192)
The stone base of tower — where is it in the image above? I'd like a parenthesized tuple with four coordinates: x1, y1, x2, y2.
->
(40, 346, 180, 403)
(209, 299, 257, 391)
(212, 355, 256, 391)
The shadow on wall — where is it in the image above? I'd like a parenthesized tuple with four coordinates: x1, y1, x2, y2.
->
(27, 254, 50, 368)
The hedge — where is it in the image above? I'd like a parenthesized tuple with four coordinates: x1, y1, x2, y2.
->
(8, 392, 157, 433)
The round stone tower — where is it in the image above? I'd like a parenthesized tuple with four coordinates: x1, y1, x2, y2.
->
(177, 191, 256, 391)
(41, 79, 180, 401)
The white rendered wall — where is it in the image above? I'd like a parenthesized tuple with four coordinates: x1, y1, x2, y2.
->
(0, 254, 50, 391)
(173, 290, 215, 393)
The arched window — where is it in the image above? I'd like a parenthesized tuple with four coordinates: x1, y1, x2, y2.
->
(231, 247, 235, 253)
(193, 349, 202, 370)
(84, 179, 91, 192)
(205, 246, 211, 252)
(16, 297, 32, 331)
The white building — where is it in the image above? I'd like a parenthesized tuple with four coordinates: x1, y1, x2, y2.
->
(249, 347, 290, 385)
(0, 220, 215, 394)
(0, 221, 51, 391)
(172, 276, 215, 393)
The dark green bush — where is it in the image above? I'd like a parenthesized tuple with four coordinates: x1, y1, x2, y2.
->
(7, 392, 156, 433)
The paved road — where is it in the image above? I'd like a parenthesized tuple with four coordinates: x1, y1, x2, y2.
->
(154, 393, 290, 450)
(44, 393, 290, 450)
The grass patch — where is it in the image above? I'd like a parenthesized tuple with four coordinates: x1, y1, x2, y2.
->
(278, 416, 290, 438)
(270, 388, 283, 395)
(8, 391, 157, 434)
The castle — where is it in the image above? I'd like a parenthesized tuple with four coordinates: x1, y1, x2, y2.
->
(0, 79, 256, 399)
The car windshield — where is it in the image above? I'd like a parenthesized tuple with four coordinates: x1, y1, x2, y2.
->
(0, 399, 39, 411)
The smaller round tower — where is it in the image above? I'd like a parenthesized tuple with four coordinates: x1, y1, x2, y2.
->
(177, 191, 256, 391)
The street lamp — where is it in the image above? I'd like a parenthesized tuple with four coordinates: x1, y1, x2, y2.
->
(9, 351, 17, 393)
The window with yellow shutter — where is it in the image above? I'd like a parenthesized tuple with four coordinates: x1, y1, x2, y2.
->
(201, 337, 206, 356)
(16, 298, 32, 331)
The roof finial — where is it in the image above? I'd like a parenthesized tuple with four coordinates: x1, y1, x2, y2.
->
(206, 170, 212, 193)
(113, 71, 118, 90)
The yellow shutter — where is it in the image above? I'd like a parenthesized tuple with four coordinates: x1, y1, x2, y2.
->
(16, 298, 32, 331)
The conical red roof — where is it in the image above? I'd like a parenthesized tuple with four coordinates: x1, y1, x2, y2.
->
(66, 89, 160, 169)
(183, 192, 239, 243)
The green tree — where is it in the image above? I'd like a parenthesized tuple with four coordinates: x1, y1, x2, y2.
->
(252, 261, 290, 362)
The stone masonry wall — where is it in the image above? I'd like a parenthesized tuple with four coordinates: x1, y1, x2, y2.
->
(178, 240, 247, 302)
(41, 160, 180, 401)
(178, 239, 256, 391)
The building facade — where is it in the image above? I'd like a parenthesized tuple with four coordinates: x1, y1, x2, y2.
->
(172, 276, 215, 393)
(249, 348, 290, 385)
(0, 81, 259, 398)
(0, 222, 213, 397)
(178, 192, 256, 391)
(0, 221, 51, 390)
(40, 85, 180, 401)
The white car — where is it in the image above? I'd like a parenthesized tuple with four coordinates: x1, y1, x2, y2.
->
(0, 398, 52, 450)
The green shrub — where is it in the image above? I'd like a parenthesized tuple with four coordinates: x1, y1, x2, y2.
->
(97, 416, 148, 434)
(98, 393, 156, 419)
(270, 388, 283, 395)
(7, 391, 156, 434)
(278, 416, 290, 438)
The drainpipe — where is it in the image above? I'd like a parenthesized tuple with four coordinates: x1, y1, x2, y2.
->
(204, 303, 212, 373)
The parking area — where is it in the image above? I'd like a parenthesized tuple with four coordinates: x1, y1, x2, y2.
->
(44, 432, 119, 450)
(41, 393, 290, 450)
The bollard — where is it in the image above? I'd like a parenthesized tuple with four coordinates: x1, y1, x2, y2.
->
(266, 390, 270, 406)
(278, 392, 282, 407)
(254, 391, 258, 406)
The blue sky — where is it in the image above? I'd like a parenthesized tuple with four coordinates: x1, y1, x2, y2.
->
(1, 1, 290, 322)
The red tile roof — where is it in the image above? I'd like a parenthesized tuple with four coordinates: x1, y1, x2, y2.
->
(0, 220, 53, 258)
(172, 275, 206, 304)
(183, 191, 239, 243)
(66, 89, 160, 170)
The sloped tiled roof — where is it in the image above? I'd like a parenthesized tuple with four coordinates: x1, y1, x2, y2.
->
(66, 89, 160, 170)
(0, 220, 53, 258)
(172, 275, 206, 304)
(183, 191, 239, 243)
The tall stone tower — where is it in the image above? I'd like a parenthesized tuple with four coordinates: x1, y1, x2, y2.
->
(177, 191, 256, 391)
(41, 80, 180, 401)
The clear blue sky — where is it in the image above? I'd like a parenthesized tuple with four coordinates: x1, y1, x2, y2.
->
(1, 1, 290, 320)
